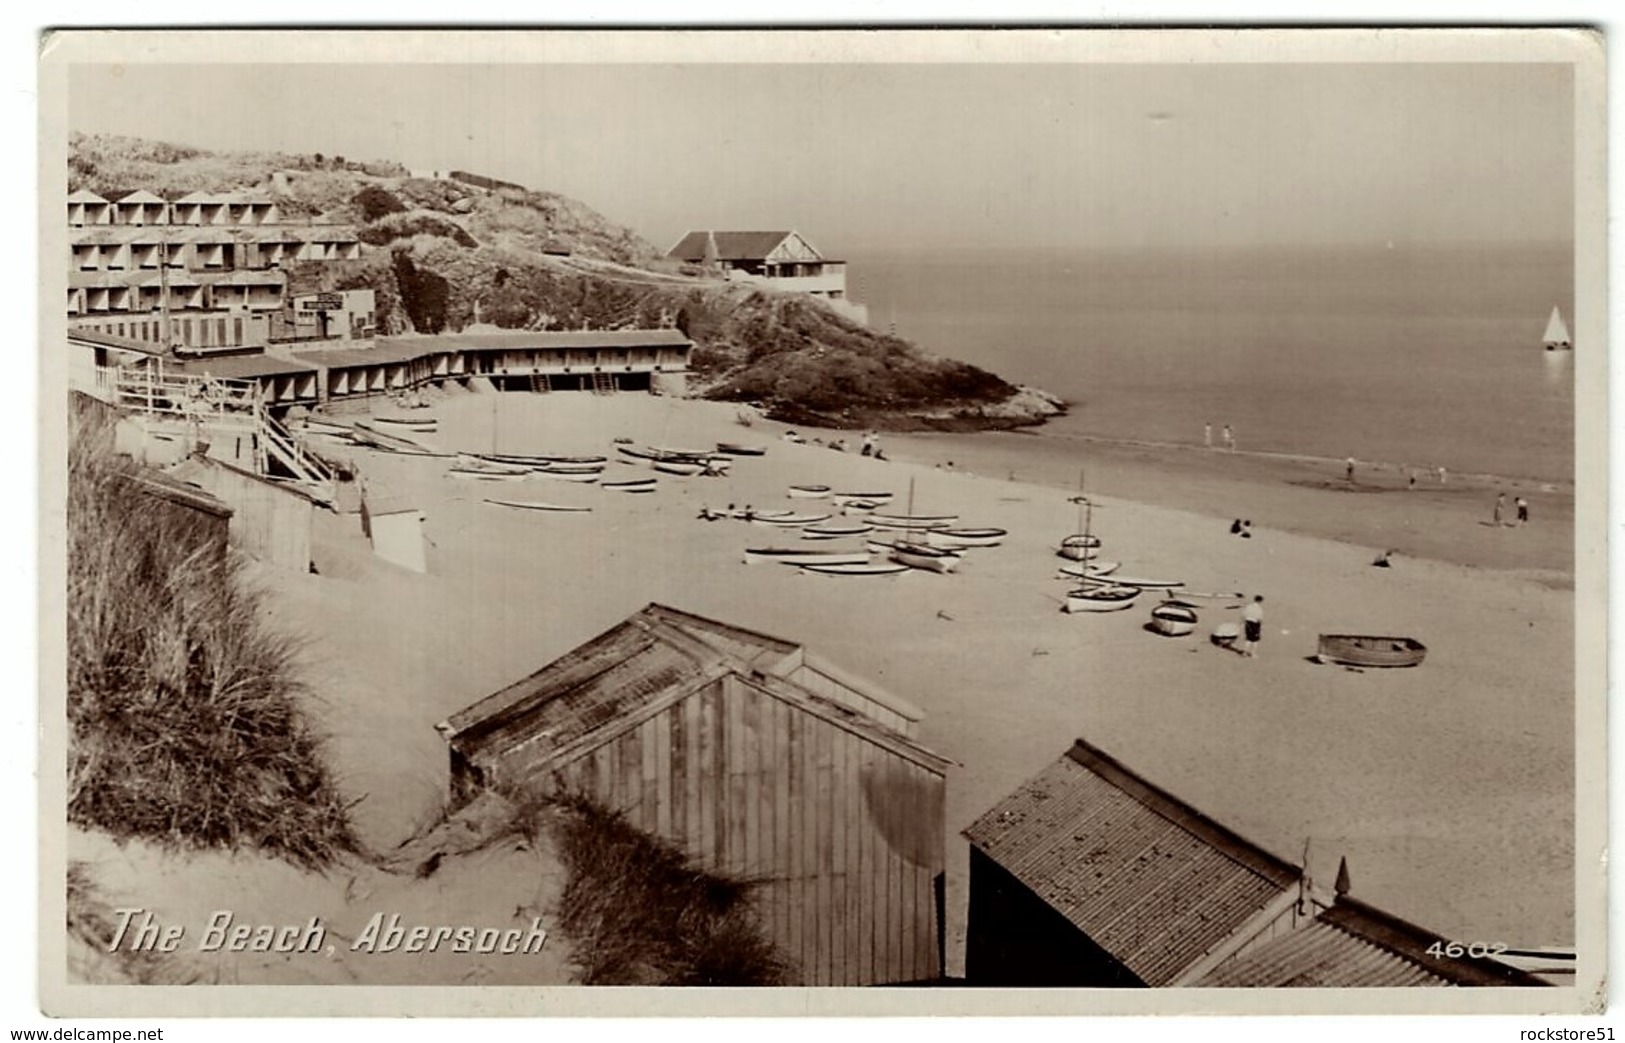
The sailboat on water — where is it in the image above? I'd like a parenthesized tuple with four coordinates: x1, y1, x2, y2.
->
(1543, 306, 1572, 352)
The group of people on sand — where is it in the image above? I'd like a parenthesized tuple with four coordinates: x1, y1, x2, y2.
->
(1492, 493, 1531, 527)
(1204, 422, 1236, 452)
(779, 429, 888, 461)
(1228, 518, 1254, 539)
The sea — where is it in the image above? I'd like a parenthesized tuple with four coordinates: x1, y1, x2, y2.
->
(848, 242, 1576, 485)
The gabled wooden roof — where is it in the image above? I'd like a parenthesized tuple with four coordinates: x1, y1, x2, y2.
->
(963, 738, 1299, 986)
(438, 603, 951, 784)
(669, 230, 804, 262)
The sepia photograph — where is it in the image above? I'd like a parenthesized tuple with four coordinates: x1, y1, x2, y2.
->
(34, 26, 1607, 1019)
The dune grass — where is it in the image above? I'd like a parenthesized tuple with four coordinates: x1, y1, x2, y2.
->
(464, 788, 787, 986)
(66, 403, 354, 868)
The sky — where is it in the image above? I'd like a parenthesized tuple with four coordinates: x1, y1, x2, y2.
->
(65, 52, 1575, 258)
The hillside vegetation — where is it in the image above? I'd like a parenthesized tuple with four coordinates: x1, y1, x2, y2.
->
(67, 399, 354, 868)
(70, 132, 1062, 430)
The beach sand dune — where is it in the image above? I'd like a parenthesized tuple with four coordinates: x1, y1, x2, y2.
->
(266, 390, 1573, 978)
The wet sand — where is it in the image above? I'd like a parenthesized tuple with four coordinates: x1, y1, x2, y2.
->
(199, 387, 1576, 980)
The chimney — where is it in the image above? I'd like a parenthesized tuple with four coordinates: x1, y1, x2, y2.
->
(1334, 856, 1351, 897)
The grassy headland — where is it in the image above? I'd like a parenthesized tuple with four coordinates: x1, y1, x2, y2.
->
(69, 132, 1062, 431)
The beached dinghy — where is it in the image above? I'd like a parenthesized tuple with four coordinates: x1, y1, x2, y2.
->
(716, 442, 767, 456)
(800, 561, 910, 577)
(801, 522, 875, 540)
(484, 498, 592, 513)
(1057, 534, 1103, 560)
(753, 512, 834, 527)
(868, 513, 957, 530)
(1148, 601, 1199, 636)
(924, 527, 1007, 548)
(448, 457, 531, 480)
(1057, 560, 1121, 579)
(834, 491, 893, 507)
(374, 415, 439, 431)
(1316, 634, 1428, 668)
(1109, 575, 1184, 591)
(653, 459, 707, 476)
(602, 477, 658, 493)
(787, 484, 833, 498)
(1063, 583, 1141, 614)
(744, 547, 872, 566)
(887, 542, 961, 574)
(534, 470, 601, 484)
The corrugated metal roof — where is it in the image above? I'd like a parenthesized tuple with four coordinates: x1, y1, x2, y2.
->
(669, 230, 799, 262)
(375, 329, 692, 354)
(172, 353, 318, 379)
(440, 604, 952, 780)
(963, 740, 1298, 986)
(1196, 898, 1549, 987)
(294, 340, 441, 368)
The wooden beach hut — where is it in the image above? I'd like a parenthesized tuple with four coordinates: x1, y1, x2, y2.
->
(962, 738, 1313, 987)
(437, 603, 954, 986)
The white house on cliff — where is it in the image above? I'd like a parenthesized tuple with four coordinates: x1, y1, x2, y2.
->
(667, 230, 869, 326)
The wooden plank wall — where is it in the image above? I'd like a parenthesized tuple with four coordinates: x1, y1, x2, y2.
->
(544, 676, 944, 985)
(782, 663, 914, 738)
(205, 464, 313, 571)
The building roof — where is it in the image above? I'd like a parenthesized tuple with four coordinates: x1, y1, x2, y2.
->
(305, 228, 360, 243)
(67, 327, 169, 357)
(171, 353, 318, 380)
(294, 339, 440, 369)
(113, 189, 169, 206)
(68, 189, 110, 204)
(963, 738, 1300, 986)
(124, 468, 233, 519)
(439, 603, 952, 787)
(1195, 897, 1550, 988)
(376, 329, 692, 355)
(668, 230, 803, 263)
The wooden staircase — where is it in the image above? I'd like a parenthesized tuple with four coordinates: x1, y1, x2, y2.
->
(592, 371, 616, 395)
(530, 373, 551, 393)
(105, 361, 334, 503)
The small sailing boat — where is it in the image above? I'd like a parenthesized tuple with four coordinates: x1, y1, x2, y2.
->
(1543, 306, 1572, 351)
(1063, 469, 1140, 614)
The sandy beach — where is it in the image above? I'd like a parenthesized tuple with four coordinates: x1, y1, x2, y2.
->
(87, 385, 1573, 983)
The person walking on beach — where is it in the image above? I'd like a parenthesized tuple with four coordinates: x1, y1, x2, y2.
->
(1516, 496, 1529, 525)
(1241, 596, 1265, 657)
(1222, 424, 1235, 452)
(1437, 466, 1447, 485)
(1493, 493, 1506, 526)
(1205, 422, 1213, 449)
(1345, 457, 1356, 482)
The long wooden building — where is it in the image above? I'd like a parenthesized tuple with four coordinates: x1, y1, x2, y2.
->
(437, 604, 953, 986)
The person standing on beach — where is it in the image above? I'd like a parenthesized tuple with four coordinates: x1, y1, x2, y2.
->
(1205, 423, 1213, 449)
(1223, 424, 1234, 452)
(1437, 466, 1447, 485)
(1241, 596, 1265, 657)
(1345, 457, 1356, 482)
(1493, 493, 1506, 526)
(1516, 496, 1529, 525)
